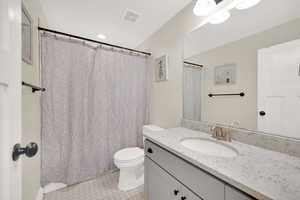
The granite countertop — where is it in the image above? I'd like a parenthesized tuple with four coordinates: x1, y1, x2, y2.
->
(143, 127, 300, 200)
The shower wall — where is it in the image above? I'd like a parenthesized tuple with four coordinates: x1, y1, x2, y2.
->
(22, 0, 47, 200)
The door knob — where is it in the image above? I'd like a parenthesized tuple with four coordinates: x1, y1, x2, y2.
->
(12, 142, 38, 161)
(259, 111, 266, 116)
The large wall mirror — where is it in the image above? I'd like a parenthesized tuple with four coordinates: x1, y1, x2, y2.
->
(183, 0, 300, 139)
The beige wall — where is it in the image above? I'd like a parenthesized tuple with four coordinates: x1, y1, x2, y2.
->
(138, 1, 204, 128)
(187, 18, 300, 130)
(138, 0, 238, 128)
(22, 0, 47, 199)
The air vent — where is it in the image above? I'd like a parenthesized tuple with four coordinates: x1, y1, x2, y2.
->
(124, 10, 140, 22)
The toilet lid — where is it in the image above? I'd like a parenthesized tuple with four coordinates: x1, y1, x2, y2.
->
(114, 147, 144, 162)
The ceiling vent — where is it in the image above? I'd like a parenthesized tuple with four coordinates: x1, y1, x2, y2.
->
(124, 10, 140, 22)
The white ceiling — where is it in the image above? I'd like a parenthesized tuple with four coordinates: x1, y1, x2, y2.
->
(40, 0, 192, 48)
(185, 0, 300, 58)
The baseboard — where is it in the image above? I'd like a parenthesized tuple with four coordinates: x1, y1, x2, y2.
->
(35, 187, 44, 200)
(35, 183, 67, 200)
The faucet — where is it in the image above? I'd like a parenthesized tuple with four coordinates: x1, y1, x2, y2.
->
(211, 126, 232, 142)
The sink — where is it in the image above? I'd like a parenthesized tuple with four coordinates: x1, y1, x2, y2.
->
(180, 138, 238, 158)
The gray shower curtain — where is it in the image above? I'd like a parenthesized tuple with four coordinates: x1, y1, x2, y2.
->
(183, 65, 202, 121)
(40, 33, 151, 186)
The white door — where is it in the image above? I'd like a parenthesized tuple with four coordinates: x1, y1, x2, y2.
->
(0, 0, 22, 199)
(258, 39, 300, 138)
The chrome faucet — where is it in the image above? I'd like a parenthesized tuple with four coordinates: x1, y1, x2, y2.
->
(211, 126, 232, 142)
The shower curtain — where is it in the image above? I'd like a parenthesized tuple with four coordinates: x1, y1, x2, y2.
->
(40, 33, 151, 186)
(183, 65, 202, 121)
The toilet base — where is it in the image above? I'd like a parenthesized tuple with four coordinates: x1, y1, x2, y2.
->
(118, 164, 144, 191)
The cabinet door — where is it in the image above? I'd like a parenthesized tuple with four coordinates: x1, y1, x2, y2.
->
(145, 157, 179, 200)
(225, 185, 255, 200)
(179, 185, 203, 200)
(145, 157, 203, 200)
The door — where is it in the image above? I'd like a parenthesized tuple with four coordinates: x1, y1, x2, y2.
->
(258, 39, 300, 138)
(0, 0, 22, 199)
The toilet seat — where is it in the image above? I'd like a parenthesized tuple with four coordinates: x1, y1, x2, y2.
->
(114, 147, 144, 166)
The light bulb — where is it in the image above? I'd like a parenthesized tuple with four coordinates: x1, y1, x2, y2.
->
(209, 11, 231, 24)
(235, 0, 261, 10)
(193, 0, 217, 16)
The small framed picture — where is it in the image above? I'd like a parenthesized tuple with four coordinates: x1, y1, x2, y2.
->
(22, 4, 33, 65)
(155, 55, 168, 82)
(215, 63, 236, 85)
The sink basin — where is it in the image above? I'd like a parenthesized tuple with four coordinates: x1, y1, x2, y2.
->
(180, 138, 238, 158)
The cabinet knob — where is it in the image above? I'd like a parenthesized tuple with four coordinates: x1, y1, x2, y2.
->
(259, 111, 266, 116)
(147, 148, 153, 154)
(181, 196, 187, 200)
(174, 190, 179, 196)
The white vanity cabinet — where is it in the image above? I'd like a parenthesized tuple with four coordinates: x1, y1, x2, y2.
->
(145, 140, 256, 200)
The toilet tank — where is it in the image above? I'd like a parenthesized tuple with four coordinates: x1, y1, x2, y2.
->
(143, 125, 164, 133)
(142, 125, 164, 145)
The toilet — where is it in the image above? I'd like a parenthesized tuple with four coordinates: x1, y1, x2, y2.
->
(114, 125, 164, 191)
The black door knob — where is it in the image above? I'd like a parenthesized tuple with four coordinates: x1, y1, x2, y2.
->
(259, 111, 266, 116)
(12, 142, 38, 161)
(174, 190, 179, 196)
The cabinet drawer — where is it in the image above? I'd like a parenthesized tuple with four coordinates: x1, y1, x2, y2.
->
(145, 157, 202, 200)
(145, 140, 224, 200)
(225, 185, 256, 200)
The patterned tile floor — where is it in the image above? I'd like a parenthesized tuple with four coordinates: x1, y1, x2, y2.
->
(44, 171, 144, 200)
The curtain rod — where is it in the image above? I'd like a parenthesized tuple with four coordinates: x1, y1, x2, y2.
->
(183, 61, 203, 68)
(38, 27, 151, 56)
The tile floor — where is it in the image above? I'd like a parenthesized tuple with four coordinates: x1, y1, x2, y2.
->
(44, 171, 144, 200)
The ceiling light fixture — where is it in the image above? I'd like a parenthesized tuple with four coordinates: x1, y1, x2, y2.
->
(235, 0, 261, 10)
(209, 11, 231, 24)
(97, 34, 107, 40)
(193, 0, 217, 16)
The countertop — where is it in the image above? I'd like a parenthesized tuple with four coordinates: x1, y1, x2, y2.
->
(143, 127, 300, 200)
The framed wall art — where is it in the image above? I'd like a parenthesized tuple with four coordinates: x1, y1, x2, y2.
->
(155, 55, 168, 82)
(214, 63, 236, 85)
